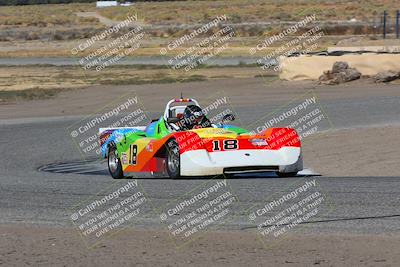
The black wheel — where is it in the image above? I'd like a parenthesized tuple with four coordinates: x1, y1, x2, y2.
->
(108, 146, 124, 179)
(275, 171, 298, 178)
(166, 139, 180, 178)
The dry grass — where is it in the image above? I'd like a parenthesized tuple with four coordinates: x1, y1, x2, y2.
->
(98, 0, 393, 25)
(0, 87, 62, 102)
(0, 0, 393, 28)
(0, 3, 97, 27)
(0, 64, 276, 102)
(0, 65, 274, 93)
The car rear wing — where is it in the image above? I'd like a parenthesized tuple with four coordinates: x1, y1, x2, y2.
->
(99, 127, 146, 147)
(98, 127, 146, 134)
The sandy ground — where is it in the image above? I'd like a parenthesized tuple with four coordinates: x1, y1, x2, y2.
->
(1, 224, 399, 266)
(302, 126, 400, 177)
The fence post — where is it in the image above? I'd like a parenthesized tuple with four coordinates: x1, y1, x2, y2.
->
(396, 10, 400, 39)
(383, 10, 387, 39)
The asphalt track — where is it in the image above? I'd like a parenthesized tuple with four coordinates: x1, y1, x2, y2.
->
(1, 81, 400, 236)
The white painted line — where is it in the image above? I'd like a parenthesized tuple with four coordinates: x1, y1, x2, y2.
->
(46, 162, 85, 168)
(45, 165, 93, 172)
(298, 168, 320, 176)
(73, 169, 107, 174)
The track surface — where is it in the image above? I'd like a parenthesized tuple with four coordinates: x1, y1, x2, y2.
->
(1, 78, 399, 236)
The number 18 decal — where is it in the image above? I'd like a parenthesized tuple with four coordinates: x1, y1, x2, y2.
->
(213, 139, 238, 151)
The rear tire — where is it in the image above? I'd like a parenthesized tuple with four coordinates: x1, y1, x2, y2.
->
(108, 146, 124, 179)
(275, 171, 298, 177)
(166, 139, 180, 178)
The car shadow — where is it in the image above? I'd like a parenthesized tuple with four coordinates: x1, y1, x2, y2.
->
(129, 172, 321, 180)
(38, 159, 320, 180)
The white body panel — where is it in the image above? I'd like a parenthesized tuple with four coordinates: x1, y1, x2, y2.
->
(180, 147, 303, 176)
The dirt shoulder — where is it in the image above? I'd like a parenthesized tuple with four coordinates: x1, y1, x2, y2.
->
(303, 126, 400, 177)
(1, 224, 398, 267)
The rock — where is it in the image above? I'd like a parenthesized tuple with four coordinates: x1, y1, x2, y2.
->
(319, 61, 361, 85)
(373, 71, 400, 83)
(332, 61, 349, 73)
(342, 68, 361, 82)
(318, 70, 333, 82)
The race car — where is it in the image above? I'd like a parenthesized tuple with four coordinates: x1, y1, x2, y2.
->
(99, 98, 303, 179)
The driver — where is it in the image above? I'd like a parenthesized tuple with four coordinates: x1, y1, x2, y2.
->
(181, 105, 211, 130)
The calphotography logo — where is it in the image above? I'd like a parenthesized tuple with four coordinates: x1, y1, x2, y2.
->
(70, 180, 150, 248)
(246, 179, 333, 248)
(160, 15, 235, 76)
(156, 179, 241, 248)
(71, 13, 146, 72)
(249, 14, 325, 77)
(249, 90, 333, 143)
(67, 92, 149, 161)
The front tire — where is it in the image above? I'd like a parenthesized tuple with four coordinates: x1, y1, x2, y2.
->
(108, 146, 124, 179)
(166, 139, 180, 178)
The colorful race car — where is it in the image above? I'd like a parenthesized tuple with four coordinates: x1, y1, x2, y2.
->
(99, 98, 303, 179)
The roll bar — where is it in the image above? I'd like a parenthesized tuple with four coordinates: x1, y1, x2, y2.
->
(163, 98, 200, 120)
